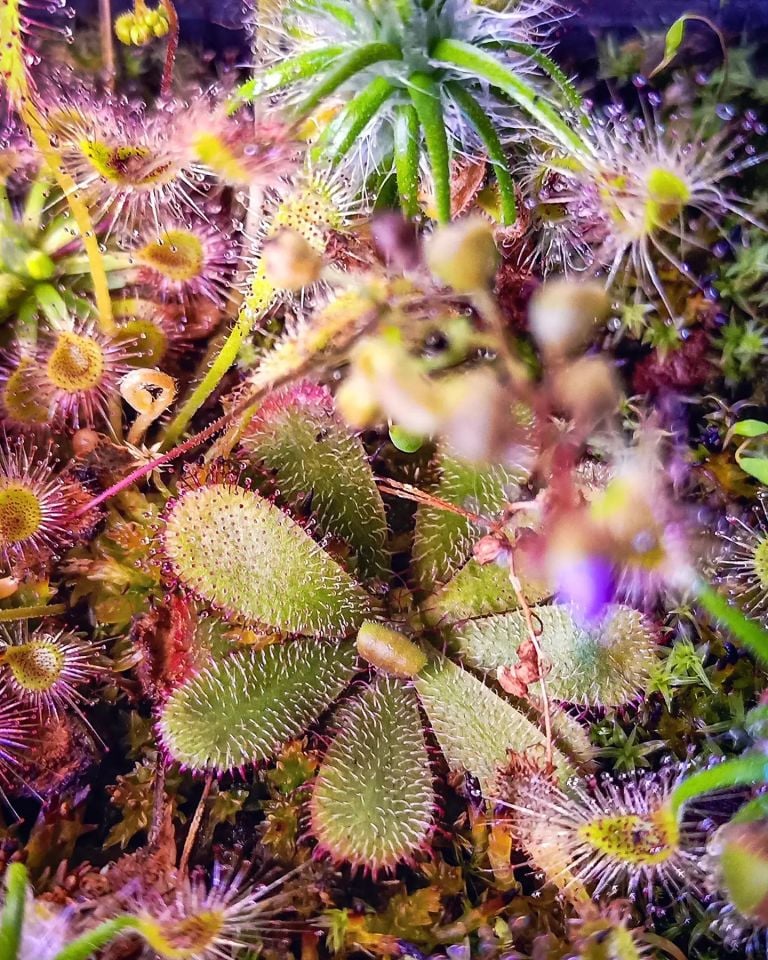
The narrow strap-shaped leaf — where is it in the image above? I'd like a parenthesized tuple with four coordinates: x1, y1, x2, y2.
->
(53, 917, 142, 960)
(315, 0, 357, 27)
(393, 103, 421, 217)
(446, 82, 516, 225)
(314, 75, 396, 163)
(295, 42, 403, 118)
(407, 72, 451, 223)
(696, 580, 768, 666)
(431, 38, 590, 159)
(0, 862, 27, 960)
(503, 42, 585, 122)
(229, 45, 346, 108)
(669, 753, 768, 819)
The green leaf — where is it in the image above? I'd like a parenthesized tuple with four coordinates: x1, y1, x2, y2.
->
(653, 16, 686, 76)
(311, 678, 434, 871)
(163, 482, 372, 635)
(649, 14, 725, 79)
(295, 42, 403, 118)
(408, 72, 451, 223)
(731, 420, 768, 438)
(412, 452, 522, 589)
(228, 45, 346, 109)
(736, 454, 768, 485)
(314, 75, 396, 163)
(695, 580, 768, 667)
(53, 918, 142, 960)
(159, 640, 358, 772)
(447, 82, 517, 225)
(452, 604, 657, 706)
(430, 39, 590, 158)
(421, 557, 550, 627)
(0, 862, 27, 960)
(414, 655, 580, 793)
(393, 104, 421, 218)
(242, 383, 389, 582)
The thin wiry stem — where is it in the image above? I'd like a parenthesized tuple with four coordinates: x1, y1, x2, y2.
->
(99, 0, 116, 90)
(0, 603, 67, 622)
(503, 542, 554, 771)
(178, 772, 214, 878)
(159, 0, 179, 99)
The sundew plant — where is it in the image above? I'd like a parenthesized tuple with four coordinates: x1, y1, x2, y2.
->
(2, 0, 768, 958)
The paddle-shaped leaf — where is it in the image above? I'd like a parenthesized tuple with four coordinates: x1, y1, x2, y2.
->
(311, 677, 434, 872)
(158, 640, 357, 772)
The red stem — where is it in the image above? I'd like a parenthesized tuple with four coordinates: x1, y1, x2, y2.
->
(159, 0, 179, 99)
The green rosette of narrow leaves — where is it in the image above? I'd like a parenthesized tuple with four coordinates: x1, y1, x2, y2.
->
(162, 482, 372, 635)
(452, 604, 658, 706)
(414, 654, 585, 793)
(412, 451, 522, 589)
(311, 677, 434, 872)
(158, 640, 358, 771)
(241, 382, 389, 582)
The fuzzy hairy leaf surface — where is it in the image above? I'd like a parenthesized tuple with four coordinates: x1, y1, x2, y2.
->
(158, 640, 357, 771)
(412, 453, 521, 589)
(414, 655, 576, 793)
(163, 483, 371, 635)
(243, 382, 389, 582)
(311, 677, 434, 872)
(421, 557, 550, 627)
(452, 604, 657, 706)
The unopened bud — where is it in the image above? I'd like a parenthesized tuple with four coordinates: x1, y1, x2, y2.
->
(72, 428, 101, 458)
(356, 621, 427, 678)
(529, 278, 610, 358)
(0, 577, 19, 600)
(473, 534, 506, 566)
(551, 355, 621, 428)
(425, 216, 499, 294)
(262, 229, 323, 291)
(712, 820, 768, 925)
(335, 373, 380, 430)
(114, 11, 135, 43)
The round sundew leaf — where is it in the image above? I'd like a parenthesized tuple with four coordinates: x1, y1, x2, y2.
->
(242, 383, 389, 582)
(452, 604, 657, 706)
(162, 483, 372, 636)
(158, 639, 358, 772)
(310, 677, 434, 872)
(412, 452, 523, 589)
(414, 655, 582, 794)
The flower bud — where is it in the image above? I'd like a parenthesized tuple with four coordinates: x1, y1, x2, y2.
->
(72, 428, 101, 458)
(425, 216, 499, 293)
(712, 820, 768, 925)
(356, 621, 427, 678)
(551, 355, 621, 428)
(262, 229, 323, 291)
(0, 577, 19, 600)
(529, 278, 610, 358)
(114, 11, 135, 44)
(335, 373, 380, 430)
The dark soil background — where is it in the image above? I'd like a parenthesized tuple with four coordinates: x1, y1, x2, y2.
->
(67, 0, 768, 69)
